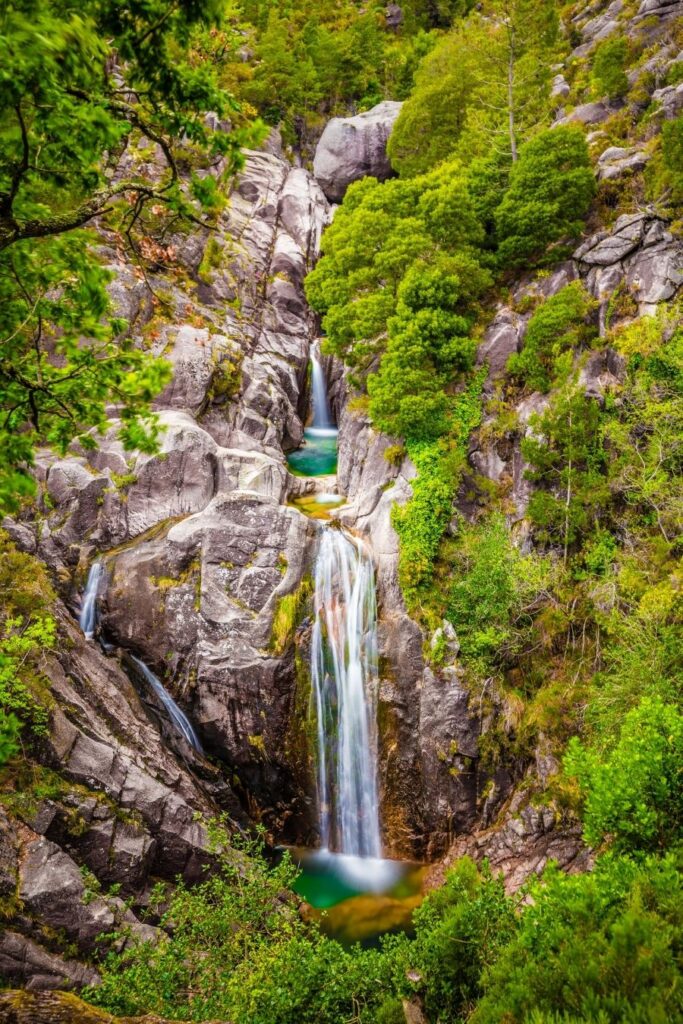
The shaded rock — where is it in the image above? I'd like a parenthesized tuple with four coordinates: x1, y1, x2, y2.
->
(313, 101, 403, 202)
(579, 347, 626, 403)
(651, 80, 683, 118)
(18, 832, 158, 953)
(432, 797, 593, 895)
(386, 3, 404, 30)
(0, 935, 100, 993)
(477, 308, 524, 382)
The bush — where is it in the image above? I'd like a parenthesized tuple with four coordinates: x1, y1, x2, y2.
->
(472, 853, 683, 1024)
(507, 282, 598, 392)
(592, 37, 629, 100)
(495, 126, 596, 268)
(565, 697, 683, 854)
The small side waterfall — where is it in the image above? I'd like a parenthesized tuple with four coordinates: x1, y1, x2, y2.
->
(310, 343, 334, 432)
(130, 655, 203, 753)
(311, 528, 381, 858)
(79, 562, 103, 640)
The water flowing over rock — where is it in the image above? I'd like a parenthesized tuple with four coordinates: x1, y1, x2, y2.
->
(313, 101, 403, 202)
(311, 529, 381, 858)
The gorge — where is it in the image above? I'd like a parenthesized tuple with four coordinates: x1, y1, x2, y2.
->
(0, 1, 681, 1022)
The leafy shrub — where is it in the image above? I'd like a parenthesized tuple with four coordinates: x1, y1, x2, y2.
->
(472, 853, 683, 1024)
(592, 37, 629, 100)
(565, 697, 683, 854)
(495, 126, 596, 268)
(447, 515, 554, 674)
(507, 282, 598, 392)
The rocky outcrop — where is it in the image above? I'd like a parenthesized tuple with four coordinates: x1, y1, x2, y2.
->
(313, 101, 402, 202)
(575, 212, 683, 314)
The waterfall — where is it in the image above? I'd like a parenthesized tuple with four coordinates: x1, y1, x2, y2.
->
(310, 343, 334, 432)
(79, 562, 103, 640)
(130, 655, 203, 753)
(311, 528, 381, 858)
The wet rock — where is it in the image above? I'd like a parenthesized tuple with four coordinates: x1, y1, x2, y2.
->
(100, 493, 319, 828)
(313, 101, 403, 202)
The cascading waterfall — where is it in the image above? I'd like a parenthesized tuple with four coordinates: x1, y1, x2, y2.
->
(130, 655, 203, 753)
(311, 528, 382, 858)
(79, 561, 103, 640)
(310, 342, 334, 432)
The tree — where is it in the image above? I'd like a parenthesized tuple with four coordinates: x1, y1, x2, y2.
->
(0, 1, 261, 510)
(387, 0, 559, 177)
(495, 125, 596, 268)
(523, 388, 609, 560)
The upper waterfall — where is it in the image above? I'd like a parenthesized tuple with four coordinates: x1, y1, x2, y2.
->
(79, 562, 103, 640)
(311, 528, 381, 858)
(310, 343, 334, 432)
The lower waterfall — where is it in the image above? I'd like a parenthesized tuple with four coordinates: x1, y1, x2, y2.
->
(311, 527, 381, 858)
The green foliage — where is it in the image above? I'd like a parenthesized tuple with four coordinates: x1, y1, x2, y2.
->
(306, 159, 490, 433)
(387, 1, 559, 176)
(662, 115, 683, 204)
(392, 372, 485, 611)
(0, 530, 57, 741)
(507, 282, 598, 392)
(565, 697, 683, 854)
(0, 713, 20, 767)
(368, 255, 489, 440)
(0, 0, 265, 509)
(0, 233, 172, 511)
(495, 126, 596, 268)
(396, 857, 516, 1022)
(523, 387, 609, 557)
(447, 515, 555, 674)
(472, 852, 683, 1024)
(592, 37, 629, 100)
(271, 578, 313, 655)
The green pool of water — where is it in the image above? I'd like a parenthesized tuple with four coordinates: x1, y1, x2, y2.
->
(287, 428, 338, 477)
(288, 849, 426, 945)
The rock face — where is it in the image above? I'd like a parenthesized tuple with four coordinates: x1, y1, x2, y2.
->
(5, 141, 331, 987)
(313, 101, 402, 202)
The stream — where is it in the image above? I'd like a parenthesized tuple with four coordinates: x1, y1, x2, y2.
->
(287, 343, 427, 944)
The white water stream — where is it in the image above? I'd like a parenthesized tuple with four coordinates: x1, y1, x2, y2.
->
(79, 561, 103, 640)
(311, 528, 382, 858)
(130, 655, 203, 753)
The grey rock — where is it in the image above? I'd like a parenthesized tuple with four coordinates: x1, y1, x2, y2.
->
(579, 347, 626, 403)
(477, 308, 524, 381)
(551, 74, 570, 99)
(0, 932, 100, 992)
(558, 101, 612, 126)
(574, 213, 647, 266)
(18, 832, 158, 953)
(597, 146, 650, 181)
(651, 81, 683, 118)
(313, 101, 403, 202)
